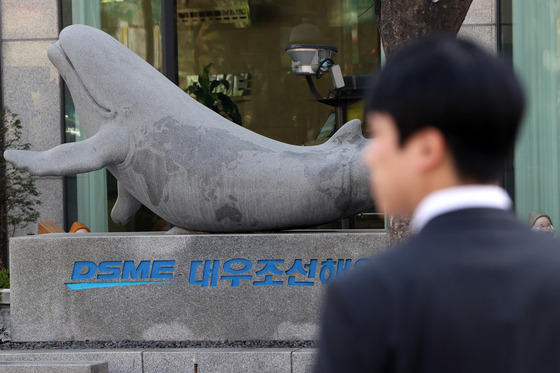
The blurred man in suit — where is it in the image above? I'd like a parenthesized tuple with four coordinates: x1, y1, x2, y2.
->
(313, 35, 560, 373)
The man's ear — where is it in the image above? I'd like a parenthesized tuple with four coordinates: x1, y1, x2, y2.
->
(410, 127, 447, 173)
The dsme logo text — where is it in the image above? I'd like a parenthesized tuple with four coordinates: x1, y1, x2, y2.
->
(66, 260, 175, 290)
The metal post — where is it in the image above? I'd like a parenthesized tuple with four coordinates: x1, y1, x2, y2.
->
(161, 0, 178, 84)
(334, 103, 347, 131)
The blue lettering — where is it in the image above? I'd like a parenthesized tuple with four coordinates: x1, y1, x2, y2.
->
(72, 261, 97, 280)
(286, 259, 317, 286)
(253, 260, 284, 286)
(222, 258, 252, 274)
(151, 260, 175, 279)
(189, 261, 203, 285)
(97, 261, 122, 280)
(336, 259, 352, 278)
(320, 259, 336, 284)
(189, 260, 220, 287)
(221, 259, 252, 287)
(121, 261, 151, 280)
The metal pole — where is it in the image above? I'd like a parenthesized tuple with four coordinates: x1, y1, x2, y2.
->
(334, 103, 346, 131)
(161, 0, 178, 84)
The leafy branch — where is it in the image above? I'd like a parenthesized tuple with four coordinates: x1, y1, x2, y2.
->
(185, 63, 243, 126)
(0, 108, 41, 259)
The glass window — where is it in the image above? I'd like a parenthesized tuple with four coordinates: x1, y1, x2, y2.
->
(176, 0, 380, 145)
(510, 0, 560, 227)
(62, 0, 383, 231)
(176, 0, 383, 228)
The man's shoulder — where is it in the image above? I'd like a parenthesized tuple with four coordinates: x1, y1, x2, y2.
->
(331, 214, 560, 298)
(330, 241, 416, 296)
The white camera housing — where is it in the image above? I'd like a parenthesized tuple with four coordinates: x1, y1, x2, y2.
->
(285, 44, 338, 75)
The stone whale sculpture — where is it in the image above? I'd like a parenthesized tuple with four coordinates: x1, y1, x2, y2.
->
(4, 25, 373, 232)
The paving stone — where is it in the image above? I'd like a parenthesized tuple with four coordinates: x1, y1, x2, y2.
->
(143, 348, 292, 373)
(292, 348, 317, 373)
(0, 361, 108, 373)
(0, 350, 142, 373)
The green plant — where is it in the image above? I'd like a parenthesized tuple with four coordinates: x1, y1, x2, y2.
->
(185, 63, 243, 126)
(0, 108, 42, 268)
(0, 269, 9, 289)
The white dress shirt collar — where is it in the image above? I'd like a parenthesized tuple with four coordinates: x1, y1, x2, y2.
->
(411, 185, 512, 233)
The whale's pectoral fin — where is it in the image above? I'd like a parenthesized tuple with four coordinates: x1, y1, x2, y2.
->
(3, 124, 129, 176)
(111, 182, 142, 225)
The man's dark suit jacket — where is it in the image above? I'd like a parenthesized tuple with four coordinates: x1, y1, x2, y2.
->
(313, 208, 560, 373)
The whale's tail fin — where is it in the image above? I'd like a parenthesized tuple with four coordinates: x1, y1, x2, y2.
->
(325, 119, 366, 146)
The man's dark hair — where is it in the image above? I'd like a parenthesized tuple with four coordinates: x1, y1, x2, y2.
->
(365, 35, 525, 182)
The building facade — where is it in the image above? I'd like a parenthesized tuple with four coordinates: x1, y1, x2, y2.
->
(1, 0, 503, 235)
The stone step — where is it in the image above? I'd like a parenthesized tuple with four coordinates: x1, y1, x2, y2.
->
(0, 348, 317, 373)
(1, 289, 10, 308)
(0, 361, 108, 372)
(143, 348, 293, 373)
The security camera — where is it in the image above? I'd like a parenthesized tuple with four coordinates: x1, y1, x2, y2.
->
(285, 44, 345, 88)
(285, 44, 337, 75)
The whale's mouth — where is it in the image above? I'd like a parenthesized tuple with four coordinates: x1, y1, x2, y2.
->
(48, 41, 112, 114)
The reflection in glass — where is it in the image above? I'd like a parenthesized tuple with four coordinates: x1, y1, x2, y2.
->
(513, 0, 560, 227)
(176, 0, 383, 228)
(176, 0, 380, 145)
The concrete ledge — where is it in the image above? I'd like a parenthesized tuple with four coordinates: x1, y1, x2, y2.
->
(0, 348, 317, 373)
(143, 348, 292, 373)
(10, 231, 385, 342)
(293, 348, 317, 373)
(0, 361, 108, 373)
(0, 350, 143, 373)
(1, 289, 10, 307)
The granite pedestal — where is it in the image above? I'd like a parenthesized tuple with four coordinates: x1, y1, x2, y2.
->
(9, 231, 385, 342)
